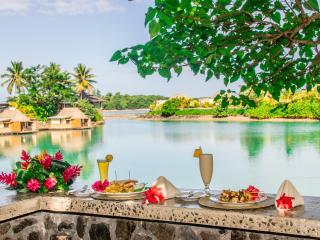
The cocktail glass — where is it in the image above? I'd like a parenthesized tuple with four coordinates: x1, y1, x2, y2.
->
(199, 154, 213, 195)
(97, 159, 111, 182)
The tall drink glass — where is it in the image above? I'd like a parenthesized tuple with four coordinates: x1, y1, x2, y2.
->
(199, 154, 213, 195)
(97, 159, 111, 182)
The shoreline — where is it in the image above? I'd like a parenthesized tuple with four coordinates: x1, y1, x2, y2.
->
(135, 115, 320, 122)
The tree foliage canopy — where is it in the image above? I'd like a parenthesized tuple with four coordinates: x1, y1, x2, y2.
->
(111, 0, 320, 104)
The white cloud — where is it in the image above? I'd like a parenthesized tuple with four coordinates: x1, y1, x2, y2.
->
(0, 0, 30, 15)
(38, 0, 122, 15)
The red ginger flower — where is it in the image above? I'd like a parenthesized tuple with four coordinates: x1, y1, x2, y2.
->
(0, 172, 17, 187)
(44, 177, 57, 190)
(20, 150, 31, 170)
(143, 186, 165, 204)
(92, 180, 109, 192)
(21, 150, 30, 161)
(54, 151, 63, 161)
(62, 165, 82, 182)
(276, 194, 295, 210)
(26, 178, 41, 192)
(38, 153, 52, 170)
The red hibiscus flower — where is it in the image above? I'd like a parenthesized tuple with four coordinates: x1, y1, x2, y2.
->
(143, 186, 165, 204)
(44, 177, 57, 190)
(276, 194, 295, 210)
(0, 172, 17, 187)
(54, 151, 63, 161)
(62, 165, 82, 182)
(26, 179, 41, 192)
(92, 180, 109, 192)
(245, 185, 260, 201)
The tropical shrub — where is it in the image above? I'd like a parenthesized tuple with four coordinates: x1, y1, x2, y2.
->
(160, 98, 181, 117)
(77, 100, 102, 121)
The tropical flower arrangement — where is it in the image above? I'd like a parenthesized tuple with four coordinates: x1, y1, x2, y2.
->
(0, 150, 82, 193)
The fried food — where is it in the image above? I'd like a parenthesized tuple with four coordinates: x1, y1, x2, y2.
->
(219, 190, 253, 203)
(105, 180, 138, 193)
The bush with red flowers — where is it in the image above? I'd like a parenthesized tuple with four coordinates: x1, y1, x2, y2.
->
(0, 150, 82, 193)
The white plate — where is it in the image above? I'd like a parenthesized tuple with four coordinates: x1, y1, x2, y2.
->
(175, 191, 206, 202)
(210, 193, 268, 206)
(91, 189, 147, 201)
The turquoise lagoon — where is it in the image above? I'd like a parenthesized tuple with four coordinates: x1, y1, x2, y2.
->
(1, 119, 320, 196)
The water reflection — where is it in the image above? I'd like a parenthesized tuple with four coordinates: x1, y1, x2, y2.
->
(1, 120, 320, 195)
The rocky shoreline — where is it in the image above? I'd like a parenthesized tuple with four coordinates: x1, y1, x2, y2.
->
(136, 114, 320, 122)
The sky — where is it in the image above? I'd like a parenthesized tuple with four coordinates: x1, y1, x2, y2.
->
(0, 0, 229, 101)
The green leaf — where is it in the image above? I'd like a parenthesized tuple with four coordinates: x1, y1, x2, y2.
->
(304, 0, 319, 11)
(174, 66, 183, 76)
(110, 50, 122, 62)
(145, 8, 157, 26)
(118, 58, 129, 64)
(206, 70, 213, 81)
(158, 68, 171, 79)
(149, 20, 161, 38)
(271, 12, 281, 24)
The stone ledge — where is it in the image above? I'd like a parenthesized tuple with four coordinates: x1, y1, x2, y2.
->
(1, 190, 320, 238)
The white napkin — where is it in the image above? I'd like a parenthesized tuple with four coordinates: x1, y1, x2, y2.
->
(152, 176, 180, 199)
(275, 180, 304, 208)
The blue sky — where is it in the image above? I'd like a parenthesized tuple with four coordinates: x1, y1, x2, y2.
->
(0, 0, 228, 101)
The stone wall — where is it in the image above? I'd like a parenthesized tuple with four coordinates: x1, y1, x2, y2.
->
(0, 212, 315, 240)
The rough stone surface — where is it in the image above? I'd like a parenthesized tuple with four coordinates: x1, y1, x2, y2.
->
(89, 223, 111, 240)
(12, 218, 37, 233)
(76, 216, 87, 238)
(176, 226, 200, 240)
(200, 230, 222, 240)
(27, 231, 41, 240)
(0, 210, 319, 240)
(0, 222, 11, 235)
(146, 222, 175, 240)
(231, 230, 247, 240)
(57, 222, 73, 232)
(44, 215, 56, 230)
(115, 219, 136, 240)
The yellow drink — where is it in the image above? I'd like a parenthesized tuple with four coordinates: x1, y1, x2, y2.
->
(97, 159, 111, 181)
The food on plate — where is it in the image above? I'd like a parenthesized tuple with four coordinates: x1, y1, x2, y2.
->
(105, 180, 141, 193)
(219, 185, 261, 203)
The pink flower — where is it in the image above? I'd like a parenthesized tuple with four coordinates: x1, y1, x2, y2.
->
(143, 186, 165, 204)
(26, 179, 41, 192)
(20, 150, 30, 161)
(44, 177, 57, 190)
(62, 165, 82, 182)
(0, 172, 17, 187)
(92, 180, 109, 192)
(54, 151, 63, 161)
(40, 154, 52, 169)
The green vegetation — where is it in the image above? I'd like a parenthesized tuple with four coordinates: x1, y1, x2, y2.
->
(103, 92, 167, 110)
(1, 62, 102, 121)
(112, 0, 320, 105)
(149, 90, 320, 119)
(77, 100, 103, 122)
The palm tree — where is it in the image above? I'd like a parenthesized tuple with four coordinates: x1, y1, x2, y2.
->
(72, 64, 96, 97)
(1, 61, 26, 95)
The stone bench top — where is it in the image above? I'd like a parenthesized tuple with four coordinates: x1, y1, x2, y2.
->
(1, 189, 320, 238)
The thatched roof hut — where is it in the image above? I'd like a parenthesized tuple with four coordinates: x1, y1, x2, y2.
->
(0, 108, 31, 122)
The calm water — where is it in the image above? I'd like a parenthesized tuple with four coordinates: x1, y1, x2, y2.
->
(1, 119, 320, 196)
